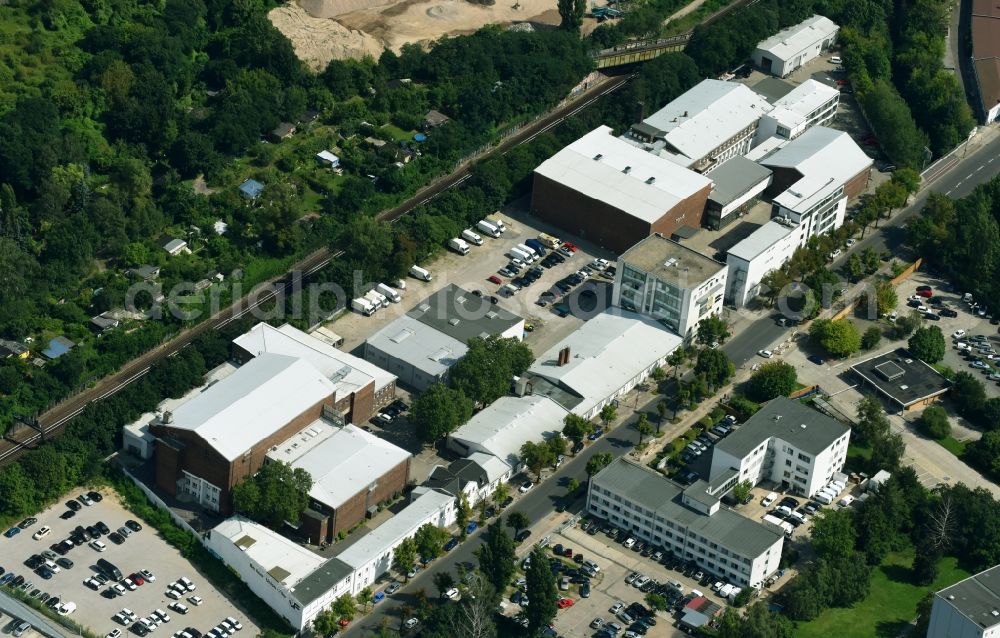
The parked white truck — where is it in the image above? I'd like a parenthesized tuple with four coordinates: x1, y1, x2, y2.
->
(476, 220, 501, 238)
(448, 238, 470, 255)
(409, 265, 432, 281)
(351, 298, 376, 316)
(376, 283, 401, 303)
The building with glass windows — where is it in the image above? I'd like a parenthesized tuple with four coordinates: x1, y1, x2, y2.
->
(613, 233, 728, 340)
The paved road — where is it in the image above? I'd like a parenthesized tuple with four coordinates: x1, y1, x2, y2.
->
(346, 415, 647, 635)
(0, 591, 72, 638)
(724, 132, 1000, 368)
(0, 73, 634, 466)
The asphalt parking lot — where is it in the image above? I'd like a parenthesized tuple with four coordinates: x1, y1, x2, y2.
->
(329, 204, 617, 364)
(0, 487, 255, 638)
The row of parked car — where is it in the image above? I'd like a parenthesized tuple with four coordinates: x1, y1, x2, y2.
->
(681, 415, 738, 464)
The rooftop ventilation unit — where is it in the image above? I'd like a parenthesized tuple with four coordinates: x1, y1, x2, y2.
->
(623, 166, 632, 174)
(593, 153, 603, 161)
(646, 177, 656, 185)
(449, 318, 460, 326)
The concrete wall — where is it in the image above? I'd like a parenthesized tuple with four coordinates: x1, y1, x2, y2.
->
(325, 457, 411, 539)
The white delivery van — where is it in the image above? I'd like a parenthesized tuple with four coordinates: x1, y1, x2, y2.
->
(499, 283, 519, 297)
(508, 247, 532, 262)
(476, 220, 501, 238)
(376, 283, 401, 303)
(815, 491, 834, 505)
(409, 265, 432, 281)
(461, 229, 484, 245)
(448, 238, 470, 255)
(837, 495, 856, 508)
(761, 492, 778, 507)
(516, 244, 538, 261)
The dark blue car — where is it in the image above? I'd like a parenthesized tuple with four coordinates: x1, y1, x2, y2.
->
(4, 527, 20, 539)
(444, 537, 459, 552)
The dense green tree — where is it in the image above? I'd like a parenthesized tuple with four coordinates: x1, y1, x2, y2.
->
(599, 403, 617, 428)
(861, 326, 882, 350)
(332, 593, 356, 621)
(456, 494, 472, 539)
(476, 523, 518, 592)
(562, 413, 593, 446)
(231, 461, 312, 528)
(635, 414, 653, 445)
(394, 537, 418, 580)
(870, 430, 906, 471)
(745, 361, 798, 402)
(449, 335, 533, 405)
(415, 523, 450, 562)
(717, 601, 795, 638)
(557, 0, 586, 31)
(411, 383, 474, 444)
(506, 511, 530, 537)
(524, 546, 558, 633)
(732, 480, 753, 505)
(696, 314, 728, 345)
(694, 348, 735, 389)
(586, 452, 613, 479)
(809, 318, 862, 357)
(520, 440, 555, 481)
(920, 405, 951, 440)
(908, 325, 946, 363)
(433, 571, 455, 597)
(811, 509, 857, 560)
(952, 372, 988, 420)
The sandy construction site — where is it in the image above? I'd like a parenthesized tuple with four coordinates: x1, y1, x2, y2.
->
(269, 0, 564, 69)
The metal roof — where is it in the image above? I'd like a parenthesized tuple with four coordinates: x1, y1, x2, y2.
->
(528, 308, 683, 417)
(761, 126, 872, 214)
(935, 565, 1000, 630)
(267, 421, 411, 511)
(234, 323, 395, 396)
(165, 353, 335, 461)
(620, 233, 726, 286)
(42, 336, 76, 359)
(336, 490, 453, 569)
(764, 80, 840, 130)
(533, 126, 712, 224)
(642, 80, 773, 167)
(239, 179, 264, 198)
(366, 315, 466, 379)
(449, 395, 568, 469)
(707, 157, 773, 207)
(850, 348, 951, 408)
(407, 284, 523, 343)
(722, 219, 796, 262)
(754, 15, 839, 62)
(714, 396, 850, 458)
(751, 77, 797, 104)
(593, 459, 784, 558)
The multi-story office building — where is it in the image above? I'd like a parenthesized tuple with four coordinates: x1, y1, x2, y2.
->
(755, 79, 840, 143)
(709, 397, 851, 497)
(613, 233, 728, 340)
(588, 458, 784, 587)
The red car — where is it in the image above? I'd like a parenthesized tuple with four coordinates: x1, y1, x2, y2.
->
(562, 547, 573, 558)
(338, 619, 350, 627)
(836, 79, 849, 86)
(562, 242, 578, 252)
(917, 289, 933, 298)
(916, 285, 932, 292)
(557, 598, 574, 609)
(131, 575, 145, 586)
(487, 275, 503, 285)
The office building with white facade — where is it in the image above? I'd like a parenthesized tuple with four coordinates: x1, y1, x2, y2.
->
(752, 15, 839, 77)
(588, 458, 784, 587)
(755, 79, 840, 143)
(726, 126, 871, 307)
(708, 397, 851, 497)
(927, 564, 1000, 638)
(704, 157, 774, 230)
(625, 80, 774, 173)
(613, 233, 728, 340)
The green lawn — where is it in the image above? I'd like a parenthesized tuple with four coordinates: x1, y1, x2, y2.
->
(381, 123, 416, 142)
(938, 436, 967, 457)
(795, 552, 970, 638)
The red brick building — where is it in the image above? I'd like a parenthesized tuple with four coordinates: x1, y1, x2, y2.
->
(530, 126, 714, 254)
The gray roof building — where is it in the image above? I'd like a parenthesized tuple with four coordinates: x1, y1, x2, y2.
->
(715, 396, 851, 459)
(928, 565, 1000, 637)
(590, 459, 784, 569)
(364, 285, 524, 391)
(707, 157, 773, 209)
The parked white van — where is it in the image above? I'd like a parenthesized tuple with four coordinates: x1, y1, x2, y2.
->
(376, 283, 401, 303)
(461, 229, 484, 245)
(409, 265, 432, 281)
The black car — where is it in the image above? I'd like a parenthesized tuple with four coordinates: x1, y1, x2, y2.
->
(131, 623, 150, 637)
(25, 555, 43, 569)
(185, 629, 202, 638)
(96, 521, 111, 535)
(56, 558, 73, 570)
(580, 581, 591, 598)
(66, 500, 82, 512)
(46, 595, 60, 608)
(88, 491, 104, 503)
(86, 525, 101, 539)
(501, 496, 513, 509)
(807, 354, 825, 365)
(60, 510, 76, 520)
(108, 532, 125, 545)
(18, 517, 37, 529)
(940, 308, 959, 318)
(125, 520, 142, 532)
(779, 497, 800, 509)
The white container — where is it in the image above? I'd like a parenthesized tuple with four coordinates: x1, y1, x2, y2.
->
(364, 289, 387, 309)
(351, 298, 375, 316)
(448, 238, 470, 255)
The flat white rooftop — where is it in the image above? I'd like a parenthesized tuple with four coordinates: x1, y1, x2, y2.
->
(450, 395, 568, 469)
(765, 79, 839, 129)
(755, 15, 839, 61)
(643, 80, 773, 167)
(727, 219, 796, 262)
(533, 125, 712, 224)
(213, 517, 325, 588)
(268, 421, 411, 510)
